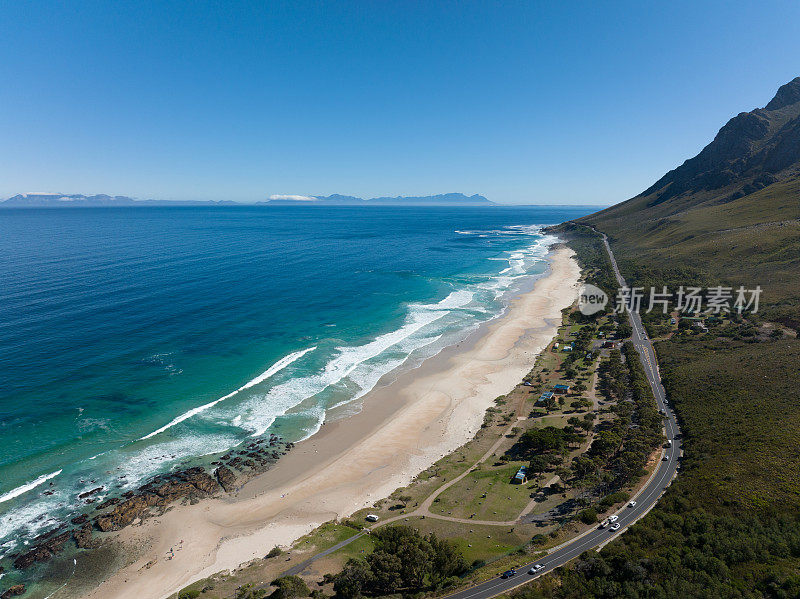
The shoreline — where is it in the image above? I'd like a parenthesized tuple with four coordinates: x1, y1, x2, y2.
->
(71, 246, 580, 599)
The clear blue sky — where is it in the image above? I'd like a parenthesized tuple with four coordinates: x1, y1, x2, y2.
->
(1, 1, 799, 205)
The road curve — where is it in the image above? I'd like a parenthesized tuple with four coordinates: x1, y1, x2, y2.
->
(442, 231, 682, 599)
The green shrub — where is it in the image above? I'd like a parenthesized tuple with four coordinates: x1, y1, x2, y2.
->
(270, 575, 310, 599)
(598, 491, 629, 510)
(531, 534, 548, 546)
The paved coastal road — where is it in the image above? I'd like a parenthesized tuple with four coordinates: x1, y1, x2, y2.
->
(442, 232, 682, 599)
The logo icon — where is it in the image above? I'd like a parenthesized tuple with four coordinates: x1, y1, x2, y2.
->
(578, 283, 608, 316)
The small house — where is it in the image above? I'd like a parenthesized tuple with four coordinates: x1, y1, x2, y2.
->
(538, 391, 554, 404)
(512, 466, 528, 484)
(553, 384, 570, 394)
(602, 341, 616, 349)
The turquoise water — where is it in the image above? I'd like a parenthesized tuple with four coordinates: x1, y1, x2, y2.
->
(0, 205, 592, 570)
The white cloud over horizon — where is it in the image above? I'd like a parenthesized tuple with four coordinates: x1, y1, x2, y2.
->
(268, 194, 318, 201)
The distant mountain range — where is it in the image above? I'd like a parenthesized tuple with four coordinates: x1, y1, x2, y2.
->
(0, 193, 238, 208)
(262, 193, 494, 206)
(1, 192, 494, 208)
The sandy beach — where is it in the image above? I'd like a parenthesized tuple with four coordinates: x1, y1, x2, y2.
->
(76, 246, 580, 599)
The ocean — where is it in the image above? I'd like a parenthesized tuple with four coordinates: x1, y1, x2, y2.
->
(0, 204, 594, 583)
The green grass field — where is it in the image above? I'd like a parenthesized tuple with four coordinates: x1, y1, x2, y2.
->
(433, 462, 533, 521)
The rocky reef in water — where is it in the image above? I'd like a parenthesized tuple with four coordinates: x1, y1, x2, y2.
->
(1, 434, 294, 595)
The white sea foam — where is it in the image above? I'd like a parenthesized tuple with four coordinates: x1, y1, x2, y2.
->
(118, 434, 238, 489)
(470, 228, 555, 299)
(0, 487, 66, 542)
(233, 229, 550, 437)
(0, 470, 62, 505)
(139, 345, 317, 440)
(237, 290, 474, 437)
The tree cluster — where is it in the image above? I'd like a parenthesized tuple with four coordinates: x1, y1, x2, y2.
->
(332, 526, 467, 598)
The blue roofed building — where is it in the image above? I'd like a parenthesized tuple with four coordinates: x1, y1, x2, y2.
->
(512, 466, 528, 484)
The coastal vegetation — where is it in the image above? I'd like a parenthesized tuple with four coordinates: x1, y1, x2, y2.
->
(518, 78, 800, 598)
(331, 526, 467, 598)
(509, 322, 800, 598)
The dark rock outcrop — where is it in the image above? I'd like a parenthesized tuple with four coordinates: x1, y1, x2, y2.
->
(1, 584, 26, 598)
(78, 487, 103, 499)
(94, 467, 219, 532)
(94, 493, 160, 532)
(215, 466, 237, 493)
(95, 497, 119, 510)
(13, 529, 71, 569)
(765, 76, 800, 110)
(9, 438, 289, 573)
(73, 523, 94, 549)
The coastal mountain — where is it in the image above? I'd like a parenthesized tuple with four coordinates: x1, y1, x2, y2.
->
(546, 77, 800, 599)
(638, 76, 800, 209)
(0, 193, 238, 208)
(262, 193, 494, 206)
(579, 76, 800, 319)
(586, 76, 800, 223)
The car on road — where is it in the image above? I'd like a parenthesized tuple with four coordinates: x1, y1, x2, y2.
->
(610, 523, 621, 531)
(528, 564, 544, 574)
(629, 500, 637, 507)
(662, 454, 669, 461)
(501, 569, 517, 579)
(608, 514, 618, 522)
(598, 519, 608, 529)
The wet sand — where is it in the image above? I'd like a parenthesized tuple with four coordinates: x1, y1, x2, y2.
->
(77, 246, 580, 599)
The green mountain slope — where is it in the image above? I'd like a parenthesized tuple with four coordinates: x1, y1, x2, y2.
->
(521, 78, 800, 599)
(579, 78, 800, 315)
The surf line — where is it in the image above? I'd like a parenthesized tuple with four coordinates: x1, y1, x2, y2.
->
(139, 346, 317, 440)
(0, 470, 63, 505)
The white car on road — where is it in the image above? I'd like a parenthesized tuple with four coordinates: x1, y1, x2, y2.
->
(528, 564, 545, 574)
(608, 514, 618, 522)
(629, 500, 637, 508)
(610, 523, 621, 531)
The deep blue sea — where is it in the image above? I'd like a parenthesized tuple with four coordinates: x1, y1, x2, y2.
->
(0, 205, 594, 575)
